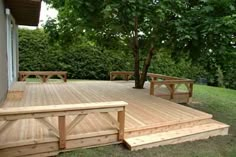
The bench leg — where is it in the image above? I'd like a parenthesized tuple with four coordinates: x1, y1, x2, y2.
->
(43, 75, 47, 83)
(64, 74, 67, 82)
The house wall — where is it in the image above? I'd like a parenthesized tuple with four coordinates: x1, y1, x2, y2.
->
(0, 0, 8, 104)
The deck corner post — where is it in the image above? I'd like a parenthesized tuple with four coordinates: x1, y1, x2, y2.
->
(58, 116, 66, 149)
(118, 106, 125, 141)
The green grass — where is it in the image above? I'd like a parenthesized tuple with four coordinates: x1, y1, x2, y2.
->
(59, 84, 236, 157)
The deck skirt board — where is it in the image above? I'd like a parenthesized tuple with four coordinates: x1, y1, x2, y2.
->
(0, 81, 229, 156)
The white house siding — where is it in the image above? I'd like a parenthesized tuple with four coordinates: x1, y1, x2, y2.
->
(0, 0, 8, 105)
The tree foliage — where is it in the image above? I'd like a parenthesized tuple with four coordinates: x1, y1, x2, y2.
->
(44, 0, 236, 88)
(45, 0, 185, 88)
(19, 29, 60, 71)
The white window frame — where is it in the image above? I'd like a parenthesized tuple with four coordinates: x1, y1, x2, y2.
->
(6, 8, 17, 88)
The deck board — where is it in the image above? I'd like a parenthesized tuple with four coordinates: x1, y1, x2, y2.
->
(0, 81, 212, 153)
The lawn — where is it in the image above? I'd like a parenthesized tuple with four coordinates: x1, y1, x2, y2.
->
(58, 84, 236, 157)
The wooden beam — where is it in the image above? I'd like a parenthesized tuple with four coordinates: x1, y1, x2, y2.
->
(0, 121, 16, 134)
(36, 118, 59, 138)
(0, 108, 124, 121)
(117, 107, 125, 141)
(58, 116, 66, 149)
(101, 112, 119, 129)
(0, 101, 128, 117)
(151, 79, 194, 85)
(66, 114, 87, 135)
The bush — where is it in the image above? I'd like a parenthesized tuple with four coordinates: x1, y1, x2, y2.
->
(19, 29, 235, 90)
(149, 52, 206, 80)
(58, 44, 132, 79)
(19, 29, 61, 71)
(222, 52, 236, 89)
(19, 29, 132, 80)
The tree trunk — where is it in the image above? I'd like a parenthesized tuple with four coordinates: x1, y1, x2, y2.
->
(133, 16, 142, 88)
(139, 45, 155, 88)
(132, 16, 155, 89)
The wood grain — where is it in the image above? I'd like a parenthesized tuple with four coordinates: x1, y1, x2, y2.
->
(0, 81, 221, 156)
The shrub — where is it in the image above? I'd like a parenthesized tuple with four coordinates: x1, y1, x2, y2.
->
(149, 52, 206, 80)
(18, 29, 235, 89)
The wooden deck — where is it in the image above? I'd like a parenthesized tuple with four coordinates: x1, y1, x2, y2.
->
(0, 81, 229, 156)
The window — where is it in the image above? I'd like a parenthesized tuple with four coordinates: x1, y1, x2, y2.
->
(6, 9, 17, 88)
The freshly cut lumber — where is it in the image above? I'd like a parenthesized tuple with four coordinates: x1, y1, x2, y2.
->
(124, 121, 229, 151)
(8, 82, 26, 92)
(19, 71, 68, 82)
(66, 114, 87, 135)
(7, 82, 26, 100)
(0, 81, 230, 156)
(0, 101, 128, 116)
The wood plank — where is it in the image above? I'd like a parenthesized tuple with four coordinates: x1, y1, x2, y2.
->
(66, 134, 118, 149)
(19, 71, 67, 75)
(0, 121, 16, 134)
(67, 130, 118, 140)
(101, 112, 119, 129)
(124, 122, 229, 151)
(66, 114, 87, 135)
(0, 81, 228, 157)
(0, 141, 59, 157)
(124, 119, 213, 138)
(58, 116, 66, 149)
(6, 91, 24, 100)
(0, 101, 128, 116)
(0, 107, 124, 121)
(151, 80, 193, 84)
(36, 118, 59, 138)
(8, 82, 26, 92)
(118, 107, 125, 141)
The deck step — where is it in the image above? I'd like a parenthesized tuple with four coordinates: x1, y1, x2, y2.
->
(124, 121, 229, 151)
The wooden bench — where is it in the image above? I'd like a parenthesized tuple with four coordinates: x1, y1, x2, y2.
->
(19, 71, 67, 83)
(150, 79, 194, 103)
(110, 71, 134, 81)
(147, 73, 183, 81)
(0, 101, 127, 150)
(110, 71, 184, 81)
(7, 82, 26, 100)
